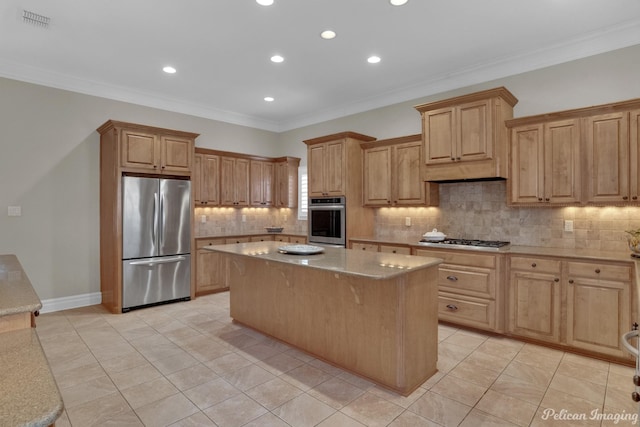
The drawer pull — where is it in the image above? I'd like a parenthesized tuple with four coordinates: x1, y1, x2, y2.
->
(569, 279, 574, 284)
(595, 268, 601, 274)
(446, 275, 458, 282)
(531, 263, 537, 268)
(445, 304, 458, 311)
(392, 250, 397, 253)
(554, 278, 559, 282)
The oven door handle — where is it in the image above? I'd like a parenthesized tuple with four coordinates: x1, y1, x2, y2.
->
(309, 205, 345, 210)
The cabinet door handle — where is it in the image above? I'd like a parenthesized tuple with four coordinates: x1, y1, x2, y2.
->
(450, 157, 455, 161)
(623, 196, 629, 200)
(446, 275, 458, 282)
(445, 304, 458, 311)
(531, 263, 537, 268)
(595, 268, 601, 274)
(569, 279, 574, 284)
(538, 197, 543, 202)
(545, 198, 550, 202)
(633, 196, 638, 200)
(554, 278, 559, 282)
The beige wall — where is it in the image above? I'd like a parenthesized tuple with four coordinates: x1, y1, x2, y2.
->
(1, 44, 639, 302)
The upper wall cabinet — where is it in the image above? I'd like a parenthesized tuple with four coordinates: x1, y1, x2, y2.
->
(98, 120, 197, 177)
(585, 111, 630, 203)
(506, 98, 640, 206)
(193, 153, 220, 206)
(194, 148, 300, 209)
(250, 160, 274, 207)
(414, 87, 518, 181)
(275, 157, 300, 208)
(361, 134, 438, 207)
(507, 118, 581, 206)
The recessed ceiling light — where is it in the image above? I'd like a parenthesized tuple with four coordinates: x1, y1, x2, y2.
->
(256, 0, 274, 5)
(390, 0, 408, 5)
(270, 55, 284, 63)
(163, 66, 177, 74)
(367, 56, 381, 64)
(264, 96, 275, 102)
(320, 30, 336, 40)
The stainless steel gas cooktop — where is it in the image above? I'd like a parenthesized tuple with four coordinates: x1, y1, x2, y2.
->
(418, 238, 511, 251)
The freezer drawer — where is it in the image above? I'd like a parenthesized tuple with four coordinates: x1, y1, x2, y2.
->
(122, 255, 191, 311)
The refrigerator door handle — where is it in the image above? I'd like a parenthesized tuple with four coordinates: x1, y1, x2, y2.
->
(159, 192, 164, 248)
(128, 256, 187, 266)
(152, 192, 158, 245)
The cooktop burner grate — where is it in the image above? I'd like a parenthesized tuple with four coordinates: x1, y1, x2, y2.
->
(418, 238, 511, 249)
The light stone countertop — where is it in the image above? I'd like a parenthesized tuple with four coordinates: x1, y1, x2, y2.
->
(350, 237, 636, 264)
(0, 255, 42, 317)
(0, 328, 64, 427)
(0, 254, 63, 427)
(203, 241, 442, 279)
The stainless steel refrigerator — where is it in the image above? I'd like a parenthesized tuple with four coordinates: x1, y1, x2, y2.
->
(121, 176, 191, 312)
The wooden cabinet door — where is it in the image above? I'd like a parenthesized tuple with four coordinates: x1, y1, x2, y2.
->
(543, 119, 581, 204)
(160, 135, 192, 174)
(393, 140, 425, 205)
(630, 109, 640, 201)
(585, 112, 629, 203)
(325, 140, 345, 196)
(510, 124, 544, 204)
(220, 157, 249, 206)
(508, 270, 561, 343)
(566, 277, 630, 358)
(308, 144, 327, 197)
(363, 146, 392, 206)
(275, 160, 297, 208)
(193, 153, 203, 204)
(121, 129, 159, 171)
(202, 155, 219, 205)
(196, 250, 224, 295)
(250, 161, 274, 206)
(457, 99, 492, 161)
(424, 107, 455, 164)
(234, 158, 250, 206)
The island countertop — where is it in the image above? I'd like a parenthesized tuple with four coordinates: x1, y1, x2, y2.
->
(0, 254, 42, 317)
(203, 241, 442, 279)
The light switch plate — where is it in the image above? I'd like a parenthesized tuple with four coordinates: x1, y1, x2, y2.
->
(7, 206, 21, 216)
(405, 217, 411, 226)
(564, 220, 574, 232)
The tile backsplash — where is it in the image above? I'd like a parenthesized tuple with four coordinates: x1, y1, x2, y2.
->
(375, 181, 640, 252)
(195, 181, 640, 253)
(194, 206, 306, 236)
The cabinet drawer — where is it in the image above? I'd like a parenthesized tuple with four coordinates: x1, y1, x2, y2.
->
(352, 243, 379, 252)
(439, 265, 495, 299)
(196, 238, 224, 249)
(273, 236, 289, 242)
(225, 237, 251, 244)
(250, 235, 274, 242)
(509, 256, 561, 274)
(567, 261, 632, 281)
(414, 249, 496, 268)
(438, 292, 496, 331)
(379, 245, 411, 255)
(288, 236, 307, 244)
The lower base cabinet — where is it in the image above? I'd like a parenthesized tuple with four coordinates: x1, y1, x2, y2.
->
(508, 256, 633, 360)
(196, 238, 227, 295)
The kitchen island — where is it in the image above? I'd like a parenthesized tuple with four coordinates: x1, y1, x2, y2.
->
(0, 255, 64, 427)
(204, 241, 442, 395)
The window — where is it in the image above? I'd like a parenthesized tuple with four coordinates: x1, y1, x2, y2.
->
(298, 166, 308, 220)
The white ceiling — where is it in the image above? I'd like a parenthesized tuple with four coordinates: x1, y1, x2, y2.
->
(1, 1, 639, 132)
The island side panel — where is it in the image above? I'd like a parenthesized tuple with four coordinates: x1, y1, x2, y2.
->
(225, 253, 438, 394)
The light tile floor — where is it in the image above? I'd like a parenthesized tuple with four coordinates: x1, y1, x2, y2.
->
(37, 292, 639, 426)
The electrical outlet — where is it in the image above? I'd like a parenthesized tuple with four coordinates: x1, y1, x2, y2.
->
(7, 206, 21, 217)
(405, 217, 411, 227)
(242, 214, 246, 222)
(564, 220, 574, 232)
(200, 215, 207, 223)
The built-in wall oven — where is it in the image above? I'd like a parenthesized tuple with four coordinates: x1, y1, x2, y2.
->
(308, 196, 346, 247)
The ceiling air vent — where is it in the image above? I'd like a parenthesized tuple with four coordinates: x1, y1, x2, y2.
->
(22, 10, 50, 28)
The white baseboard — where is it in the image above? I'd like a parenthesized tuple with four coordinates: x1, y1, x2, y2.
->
(40, 292, 102, 314)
